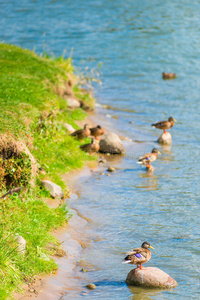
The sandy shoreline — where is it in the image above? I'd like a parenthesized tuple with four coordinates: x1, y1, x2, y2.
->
(14, 111, 119, 299)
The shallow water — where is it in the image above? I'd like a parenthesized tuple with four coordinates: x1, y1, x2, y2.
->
(1, 0, 200, 299)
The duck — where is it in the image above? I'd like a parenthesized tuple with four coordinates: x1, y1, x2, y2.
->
(80, 138, 100, 155)
(151, 117, 176, 134)
(162, 72, 177, 79)
(122, 241, 154, 269)
(90, 125, 105, 140)
(70, 124, 91, 141)
(137, 148, 161, 169)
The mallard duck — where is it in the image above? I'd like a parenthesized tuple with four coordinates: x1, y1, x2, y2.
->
(137, 148, 161, 168)
(80, 138, 99, 155)
(70, 124, 91, 141)
(151, 117, 176, 134)
(122, 241, 154, 269)
(90, 125, 105, 140)
(162, 72, 177, 79)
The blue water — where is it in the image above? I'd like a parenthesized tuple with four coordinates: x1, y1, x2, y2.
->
(1, 0, 200, 299)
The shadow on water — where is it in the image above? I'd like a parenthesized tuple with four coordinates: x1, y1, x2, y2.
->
(92, 279, 165, 300)
(128, 285, 164, 300)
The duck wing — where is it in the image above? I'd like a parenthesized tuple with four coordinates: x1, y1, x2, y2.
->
(137, 153, 154, 164)
(151, 120, 170, 130)
(70, 129, 83, 136)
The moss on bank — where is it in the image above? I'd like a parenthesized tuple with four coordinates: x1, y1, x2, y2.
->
(0, 43, 96, 299)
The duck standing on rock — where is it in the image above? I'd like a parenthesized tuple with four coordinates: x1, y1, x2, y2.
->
(90, 125, 105, 140)
(137, 148, 161, 169)
(122, 241, 154, 270)
(151, 117, 176, 134)
(70, 124, 91, 141)
(80, 138, 100, 155)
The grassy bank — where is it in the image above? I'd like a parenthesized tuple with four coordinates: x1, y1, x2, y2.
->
(0, 43, 96, 299)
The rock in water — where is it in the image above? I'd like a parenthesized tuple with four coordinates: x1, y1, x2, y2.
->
(99, 133, 125, 154)
(126, 267, 177, 288)
(41, 180, 64, 199)
(158, 132, 172, 145)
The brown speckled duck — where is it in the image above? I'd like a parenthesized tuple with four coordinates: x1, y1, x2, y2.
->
(162, 72, 177, 79)
(137, 148, 161, 168)
(70, 124, 91, 141)
(80, 138, 100, 155)
(151, 117, 176, 134)
(122, 241, 154, 269)
(90, 125, 105, 140)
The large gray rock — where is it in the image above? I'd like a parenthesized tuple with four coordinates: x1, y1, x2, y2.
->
(99, 133, 125, 154)
(65, 97, 80, 109)
(126, 267, 177, 288)
(158, 132, 172, 145)
(41, 180, 64, 199)
(63, 123, 75, 133)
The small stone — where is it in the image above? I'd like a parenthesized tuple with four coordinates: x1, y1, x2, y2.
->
(129, 121, 133, 124)
(81, 268, 88, 272)
(15, 235, 26, 254)
(100, 173, 105, 176)
(29, 288, 35, 293)
(65, 97, 80, 109)
(98, 159, 106, 164)
(86, 283, 96, 290)
(158, 132, 172, 145)
(107, 166, 115, 172)
(63, 123, 75, 133)
(107, 173, 111, 176)
(41, 180, 64, 199)
(126, 267, 178, 288)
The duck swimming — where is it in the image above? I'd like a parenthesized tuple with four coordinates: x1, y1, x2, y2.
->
(122, 241, 154, 269)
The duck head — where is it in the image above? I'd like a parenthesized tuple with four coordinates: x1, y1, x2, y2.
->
(141, 241, 154, 249)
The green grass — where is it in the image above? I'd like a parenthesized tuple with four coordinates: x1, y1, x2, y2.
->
(0, 190, 70, 299)
(0, 43, 97, 298)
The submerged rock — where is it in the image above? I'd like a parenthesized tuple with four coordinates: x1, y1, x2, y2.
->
(99, 133, 125, 154)
(41, 180, 64, 199)
(107, 166, 115, 172)
(126, 267, 177, 288)
(158, 132, 172, 145)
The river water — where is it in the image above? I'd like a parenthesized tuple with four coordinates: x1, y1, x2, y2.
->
(1, 0, 200, 299)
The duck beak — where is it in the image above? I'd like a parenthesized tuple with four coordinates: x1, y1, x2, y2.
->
(158, 151, 161, 155)
(149, 246, 154, 249)
(174, 118, 177, 122)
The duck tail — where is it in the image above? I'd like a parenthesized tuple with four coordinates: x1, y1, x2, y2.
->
(122, 259, 131, 264)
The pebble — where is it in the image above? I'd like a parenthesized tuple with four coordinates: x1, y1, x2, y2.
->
(86, 283, 96, 290)
(107, 166, 115, 172)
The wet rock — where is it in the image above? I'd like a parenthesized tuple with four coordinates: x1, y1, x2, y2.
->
(107, 166, 115, 172)
(158, 132, 172, 145)
(65, 97, 80, 109)
(41, 180, 64, 199)
(126, 267, 178, 288)
(86, 283, 96, 290)
(81, 268, 88, 272)
(63, 123, 75, 133)
(15, 235, 26, 254)
(99, 133, 125, 154)
(107, 173, 111, 176)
